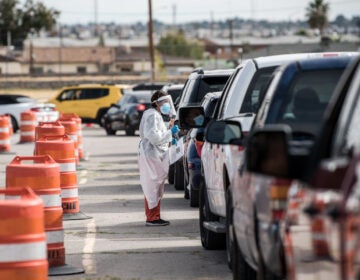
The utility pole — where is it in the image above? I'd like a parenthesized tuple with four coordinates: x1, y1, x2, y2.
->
(148, 0, 155, 82)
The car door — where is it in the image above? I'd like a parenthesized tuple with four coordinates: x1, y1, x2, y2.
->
(54, 88, 81, 115)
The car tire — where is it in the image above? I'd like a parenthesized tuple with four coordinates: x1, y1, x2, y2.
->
(184, 176, 190, 199)
(189, 186, 199, 207)
(168, 163, 174, 184)
(226, 188, 234, 270)
(125, 128, 135, 136)
(199, 180, 226, 250)
(232, 226, 257, 280)
(96, 109, 108, 127)
(104, 121, 116, 135)
(174, 160, 184, 190)
(9, 115, 18, 133)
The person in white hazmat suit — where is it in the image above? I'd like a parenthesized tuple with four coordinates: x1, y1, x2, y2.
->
(138, 90, 179, 226)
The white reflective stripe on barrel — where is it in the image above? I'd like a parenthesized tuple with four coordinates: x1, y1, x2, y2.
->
(6, 194, 61, 207)
(59, 162, 76, 172)
(40, 193, 61, 207)
(20, 131, 35, 136)
(21, 121, 38, 125)
(46, 230, 64, 244)
(0, 241, 46, 262)
(0, 139, 10, 145)
(68, 134, 78, 142)
(0, 127, 9, 133)
(61, 188, 78, 198)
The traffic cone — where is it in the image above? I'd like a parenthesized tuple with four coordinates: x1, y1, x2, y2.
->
(6, 155, 85, 276)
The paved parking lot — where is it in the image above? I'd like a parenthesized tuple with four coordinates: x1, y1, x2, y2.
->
(0, 125, 231, 280)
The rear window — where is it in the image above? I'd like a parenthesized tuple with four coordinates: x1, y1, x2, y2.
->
(240, 67, 276, 113)
(275, 68, 346, 135)
(181, 76, 229, 105)
(196, 77, 229, 103)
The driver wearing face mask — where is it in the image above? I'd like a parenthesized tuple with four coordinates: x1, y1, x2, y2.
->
(138, 90, 178, 226)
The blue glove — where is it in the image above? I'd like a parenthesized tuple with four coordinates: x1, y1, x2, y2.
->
(171, 125, 179, 135)
(171, 138, 178, 146)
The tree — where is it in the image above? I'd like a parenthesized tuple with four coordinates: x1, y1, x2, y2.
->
(306, 0, 329, 37)
(0, 0, 59, 47)
(157, 30, 204, 59)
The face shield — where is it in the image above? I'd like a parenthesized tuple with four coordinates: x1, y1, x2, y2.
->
(154, 95, 176, 118)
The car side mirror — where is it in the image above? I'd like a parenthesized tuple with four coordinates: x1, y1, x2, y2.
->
(179, 106, 205, 129)
(246, 126, 291, 178)
(205, 120, 243, 145)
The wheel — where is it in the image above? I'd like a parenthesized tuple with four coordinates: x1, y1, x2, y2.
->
(104, 121, 116, 135)
(199, 180, 226, 250)
(174, 160, 185, 190)
(125, 127, 135, 136)
(96, 109, 108, 127)
(232, 226, 257, 280)
(168, 163, 174, 184)
(9, 115, 18, 133)
(226, 188, 234, 270)
(184, 176, 190, 199)
(189, 186, 199, 207)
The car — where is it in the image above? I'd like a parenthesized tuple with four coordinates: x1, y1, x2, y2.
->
(245, 55, 360, 280)
(182, 91, 222, 207)
(172, 68, 234, 191)
(179, 53, 332, 268)
(205, 53, 356, 279)
(0, 94, 57, 132)
(48, 83, 132, 126)
(103, 90, 152, 136)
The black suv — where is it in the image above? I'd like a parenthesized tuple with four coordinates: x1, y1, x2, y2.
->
(170, 68, 234, 190)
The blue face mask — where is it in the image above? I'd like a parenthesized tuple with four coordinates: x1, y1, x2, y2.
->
(193, 114, 204, 126)
(160, 103, 171, 115)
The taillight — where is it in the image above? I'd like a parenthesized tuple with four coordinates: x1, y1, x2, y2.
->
(270, 178, 291, 222)
(30, 108, 40, 112)
(188, 163, 194, 169)
(194, 140, 204, 157)
(136, 104, 146, 111)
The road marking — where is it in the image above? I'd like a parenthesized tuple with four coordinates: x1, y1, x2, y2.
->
(82, 219, 97, 274)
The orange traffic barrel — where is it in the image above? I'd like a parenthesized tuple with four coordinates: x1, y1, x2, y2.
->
(5, 114, 13, 135)
(19, 110, 37, 143)
(0, 187, 47, 279)
(59, 119, 79, 164)
(35, 121, 65, 141)
(60, 113, 85, 161)
(6, 156, 85, 276)
(35, 135, 91, 221)
(6, 155, 63, 266)
(0, 115, 11, 152)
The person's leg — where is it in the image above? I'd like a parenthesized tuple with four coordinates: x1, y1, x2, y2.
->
(145, 198, 160, 222)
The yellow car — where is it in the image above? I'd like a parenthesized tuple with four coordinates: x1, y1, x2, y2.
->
(48, 84, 132, 126)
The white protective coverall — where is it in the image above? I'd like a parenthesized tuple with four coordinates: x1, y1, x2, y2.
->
(138, 108, 172, 209)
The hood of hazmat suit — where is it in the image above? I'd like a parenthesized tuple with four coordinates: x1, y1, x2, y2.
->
(138, 108, 173, 209)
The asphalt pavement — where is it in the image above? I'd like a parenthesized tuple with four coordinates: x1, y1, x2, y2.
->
(0, 125, 232, 280)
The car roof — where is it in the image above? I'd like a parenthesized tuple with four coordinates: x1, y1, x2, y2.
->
(0, 94, 35, 101)
(244, 52, 358, 69)
(189, 68, 234, 78)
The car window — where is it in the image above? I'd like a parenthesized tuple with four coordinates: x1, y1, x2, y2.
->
(275, 69, 346, 135)
(195, 76, 229, 103)
(79, 88, 109, 99)
(179, 79, 196, 105)
(240, 67, 276, 113)
(58, 89, 76, 101)
(204, 98, 219, 118)
(168, 88, 183, 103)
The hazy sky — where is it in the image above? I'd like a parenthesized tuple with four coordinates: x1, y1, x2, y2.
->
(19, 0, 360, 24)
